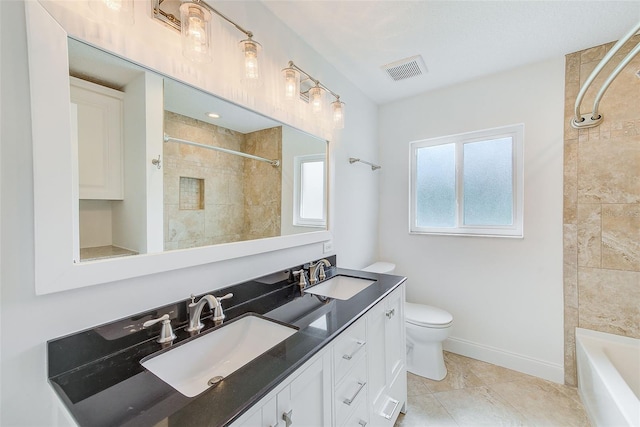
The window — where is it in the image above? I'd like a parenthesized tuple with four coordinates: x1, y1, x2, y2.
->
(294, 154, 326, 227)
(410, 124, 524, 237)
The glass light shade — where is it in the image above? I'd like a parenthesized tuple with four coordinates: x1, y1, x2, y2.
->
(332, 99, 345, 129)
(179, 3, 212, 63)
(88, 0, 134, 25)
(309, 86, 326, 114)
(240, 39, 261, 81)
(283, 67, 300, 101)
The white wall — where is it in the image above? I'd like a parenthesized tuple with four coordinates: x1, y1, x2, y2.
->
(0, 1, 378, 425)
(378, 58, 566, 382)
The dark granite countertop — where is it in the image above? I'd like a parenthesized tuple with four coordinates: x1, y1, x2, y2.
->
(48, 263, 406, 427)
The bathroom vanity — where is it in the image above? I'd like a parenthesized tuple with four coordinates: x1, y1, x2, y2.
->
(48, 261, 407, 427)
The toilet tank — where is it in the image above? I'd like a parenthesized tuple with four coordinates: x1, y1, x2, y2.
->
(362, 262, 396, 274)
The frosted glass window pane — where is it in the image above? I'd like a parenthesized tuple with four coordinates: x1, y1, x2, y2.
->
(416, 144, 456, 227)
(463, 137, 513, 225)
(300, 161, 324, 220)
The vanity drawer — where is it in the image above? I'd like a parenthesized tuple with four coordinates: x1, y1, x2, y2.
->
(334, 357, 368, 426)
(343, 397, 369, 427)
(333, 317, 367, 382)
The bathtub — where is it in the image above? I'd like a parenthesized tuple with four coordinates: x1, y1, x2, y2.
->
(576, 328, 640, 427)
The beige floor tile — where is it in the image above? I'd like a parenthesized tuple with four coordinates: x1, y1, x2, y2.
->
(395, 393, 458, 427)
(421, 352, 485, 393)
(407, 372, 432, 397)
(434, 386, 528, 426)
(489, 377, 591, 427)
(462, 357, 538, 385)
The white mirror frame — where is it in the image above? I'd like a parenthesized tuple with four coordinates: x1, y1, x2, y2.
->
(26, 2, 332, 294)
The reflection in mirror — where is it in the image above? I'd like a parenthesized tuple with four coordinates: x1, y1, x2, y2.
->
(68, 39, 328, 262)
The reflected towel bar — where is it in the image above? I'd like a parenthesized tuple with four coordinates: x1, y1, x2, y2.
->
(349, 157, 381, 171)
(164, 134, 280, 167)
(572, 21, 640, 129)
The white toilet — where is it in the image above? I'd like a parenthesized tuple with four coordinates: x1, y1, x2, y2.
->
(362, 262, 454, 381)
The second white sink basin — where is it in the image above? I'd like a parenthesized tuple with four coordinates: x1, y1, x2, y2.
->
(141, 314, 296, 397)
(304, 275, 376, 300)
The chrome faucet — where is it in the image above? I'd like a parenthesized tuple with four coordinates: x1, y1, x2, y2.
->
(309, 259, 332, 285)
(186, 293, 233, 332)
(143, 313, 176, 344)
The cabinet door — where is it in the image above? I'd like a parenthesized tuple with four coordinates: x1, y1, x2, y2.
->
(367, 284, 407, 427)
(277, 352, 332, 427)
(70, 77, 124, 200)
(384, 287, 405, 387)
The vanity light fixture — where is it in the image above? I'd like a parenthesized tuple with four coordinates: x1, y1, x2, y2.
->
(282, 60, 345, 129)
(179, 2, 212, 63)
(153, 0, 262, 81)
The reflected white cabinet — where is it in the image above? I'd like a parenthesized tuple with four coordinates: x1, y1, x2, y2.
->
(367, 285, 406, 426)
(70, 76, 124, 200)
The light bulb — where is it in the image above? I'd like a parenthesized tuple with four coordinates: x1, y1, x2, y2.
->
(332, 99, 345, 129)
(283, 68, 300, 101)
(309, 86, 325, 114)
(180, 3, 211, 63)
(241, 40, 260, 80)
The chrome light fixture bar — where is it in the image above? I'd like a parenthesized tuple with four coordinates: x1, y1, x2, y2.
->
(153, 0, 261, 78)
(282, 60, 345, 129)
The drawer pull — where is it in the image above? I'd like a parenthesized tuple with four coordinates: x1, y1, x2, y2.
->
(385, 309, 395, 319)
(342, 340, 366, 360)
(380, 398, 399, 420)
(282, 409, 293, 427)
(343, 381, 366, 406)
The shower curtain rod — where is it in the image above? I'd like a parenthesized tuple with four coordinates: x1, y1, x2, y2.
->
(572, 21, 640, 129)
(163, 134, 280, 167)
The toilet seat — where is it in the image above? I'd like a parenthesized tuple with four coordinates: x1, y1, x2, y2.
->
(405, 302, 453, 328)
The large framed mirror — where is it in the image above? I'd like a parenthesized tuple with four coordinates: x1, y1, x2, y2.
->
(26, 1, 331, 294)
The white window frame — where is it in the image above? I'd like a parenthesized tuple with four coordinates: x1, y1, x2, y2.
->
(409, 124, 524, 238)
(293, 154, 327, 228)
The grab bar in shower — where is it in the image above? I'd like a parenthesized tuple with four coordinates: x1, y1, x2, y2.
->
(163, 134, 280, 167)
(572, 21, 640, 129)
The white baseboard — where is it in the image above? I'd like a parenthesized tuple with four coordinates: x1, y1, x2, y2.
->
(443, 336, 564, 384)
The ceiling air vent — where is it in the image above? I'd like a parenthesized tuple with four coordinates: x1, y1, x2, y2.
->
(382, 55, 428, 82)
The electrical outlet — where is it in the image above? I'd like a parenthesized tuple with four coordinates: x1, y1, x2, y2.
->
(323, 240, 334, 253)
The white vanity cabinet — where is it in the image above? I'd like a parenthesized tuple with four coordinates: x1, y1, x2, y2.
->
(70, 76, 124, 200)
(232, 282, 406, 427)
(366, 285, 407, 426)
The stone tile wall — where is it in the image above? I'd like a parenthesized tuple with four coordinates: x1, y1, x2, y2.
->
(563, 35, 640, 385)
(163, 111, 282, 250)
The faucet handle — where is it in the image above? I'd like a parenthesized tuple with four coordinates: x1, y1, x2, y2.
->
(143, 314, 176, 344)
(293, 269, 309, 292)
(213, 293, 234, 323)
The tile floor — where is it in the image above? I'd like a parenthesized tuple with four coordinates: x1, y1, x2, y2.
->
(394, 352, 591, 427)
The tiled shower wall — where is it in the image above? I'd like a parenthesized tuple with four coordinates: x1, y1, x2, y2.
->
(163, 112, 281, 250)
(563, 35, 640, 385)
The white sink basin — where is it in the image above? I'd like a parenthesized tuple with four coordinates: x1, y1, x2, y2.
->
(304, 275, 376, 300)
(141, 314, 296, 397)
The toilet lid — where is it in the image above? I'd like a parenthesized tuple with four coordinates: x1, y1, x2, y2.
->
(405, 302, 453, 327)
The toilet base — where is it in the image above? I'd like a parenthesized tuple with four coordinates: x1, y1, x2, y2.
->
(406, 341, 447, 381)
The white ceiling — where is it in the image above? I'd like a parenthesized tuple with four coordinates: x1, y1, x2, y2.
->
(262, 1, 640, 104)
